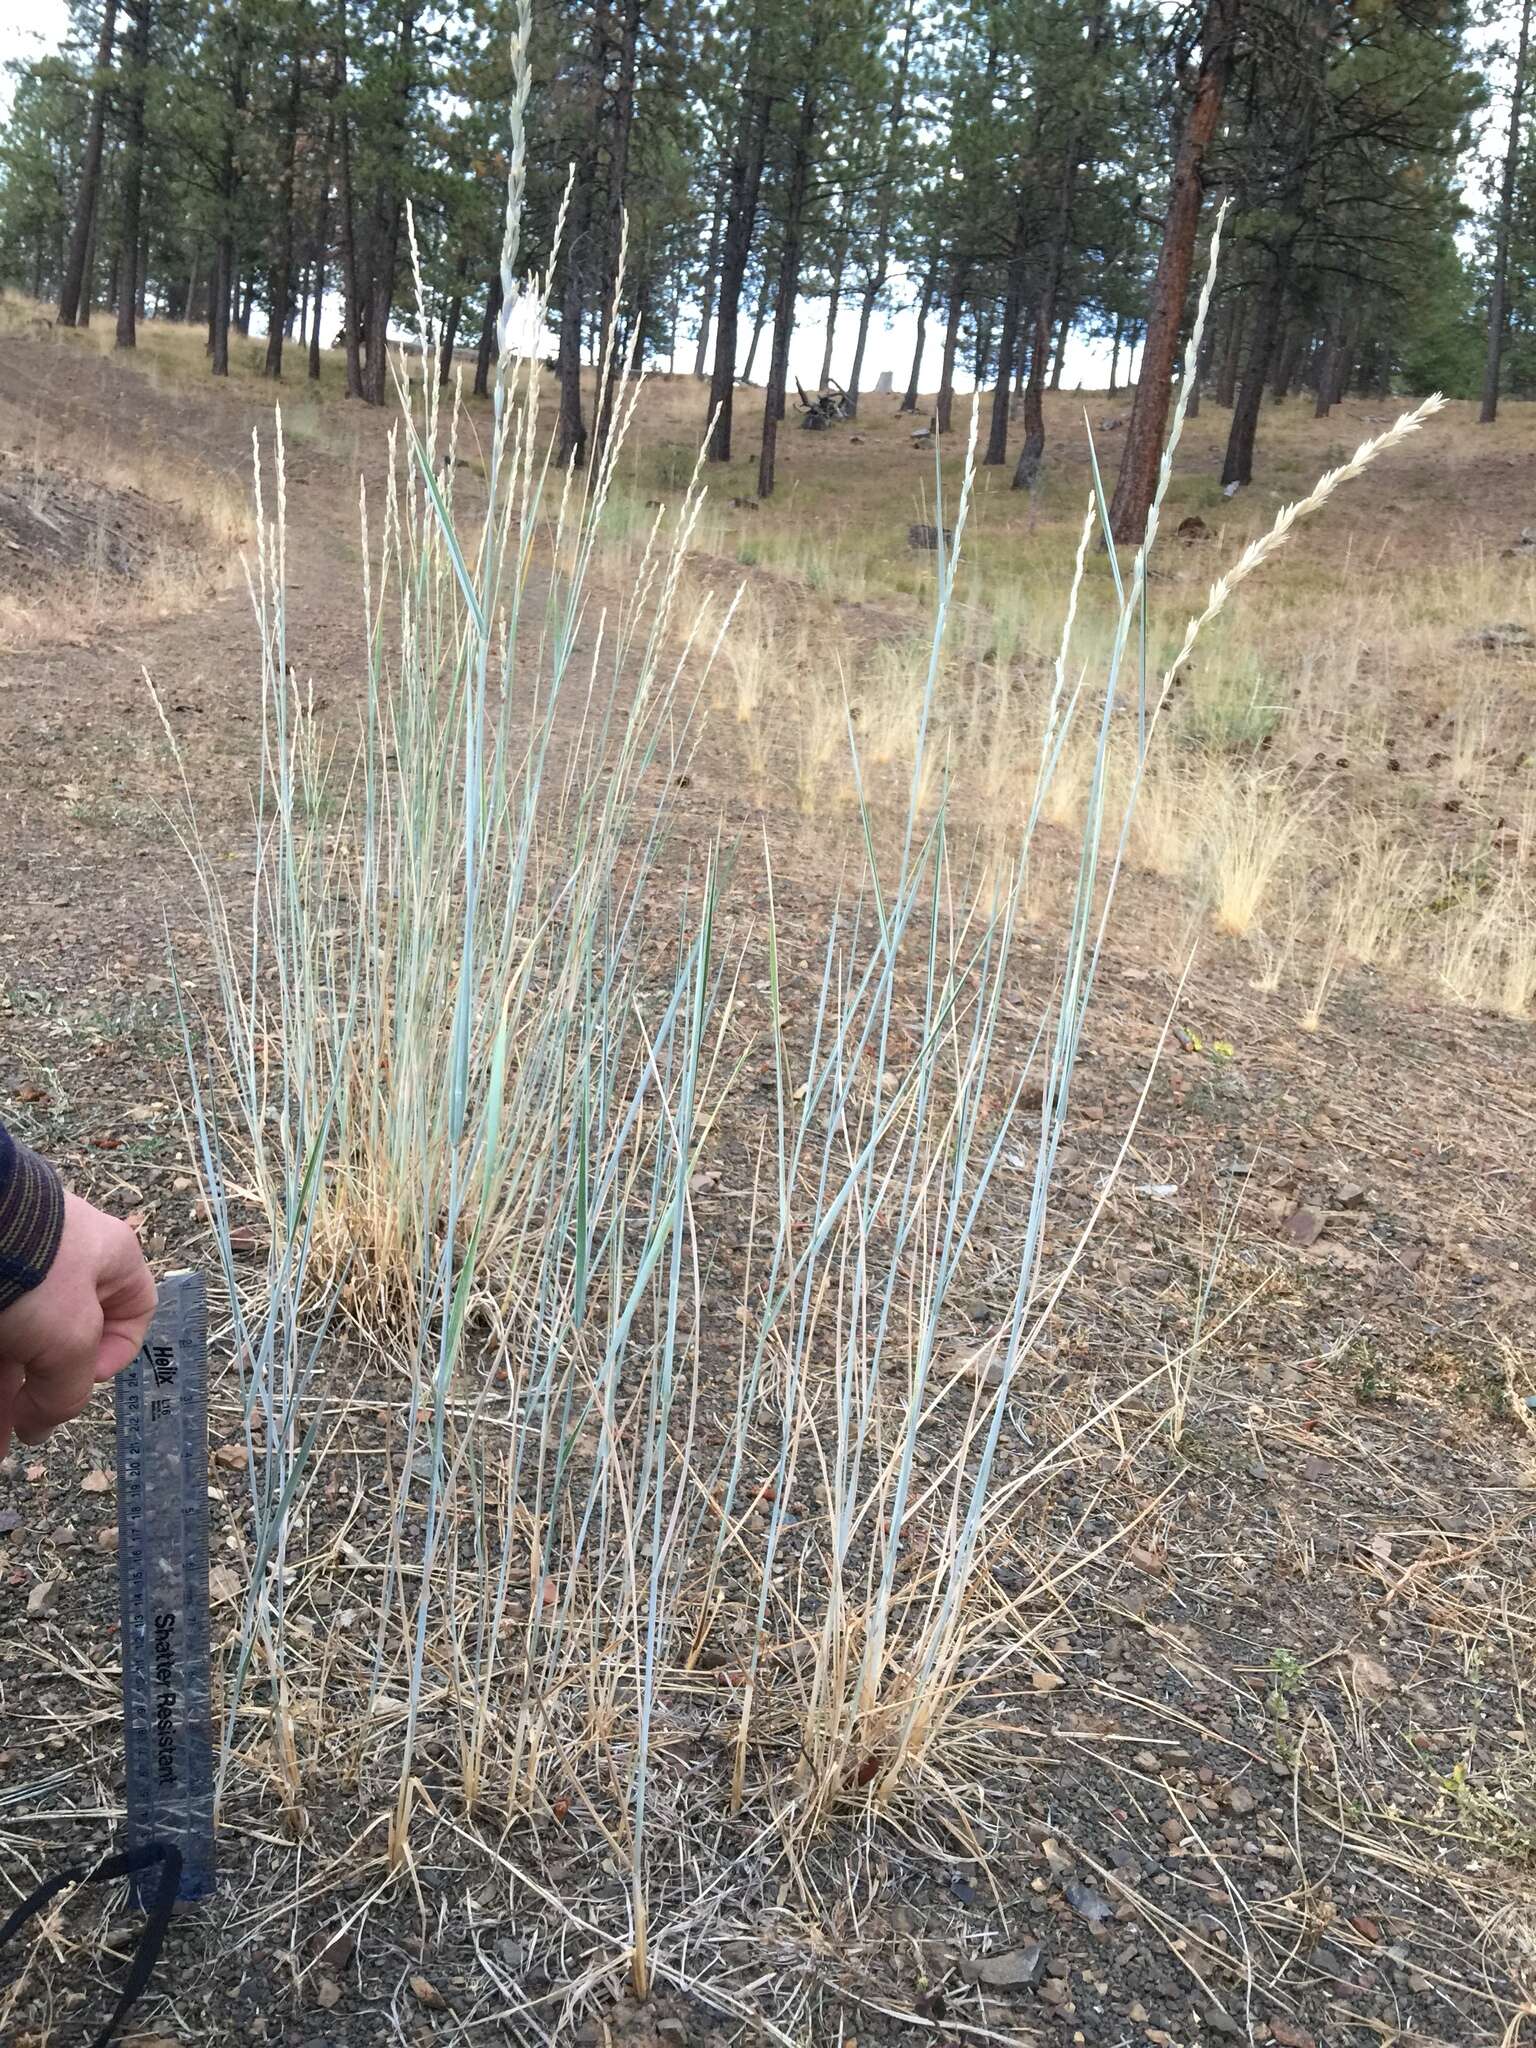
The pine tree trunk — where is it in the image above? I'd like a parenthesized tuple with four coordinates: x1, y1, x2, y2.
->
(438, 275, 465, 389)
(358, 0, 416, 407)
(1108, 311, 1122, 394)
(1481, 0, 1532, 421)
(936, 266, 966, 433)
(212, 238, 233, 376)
(80, 208, 99, 326)
(335, 55, 364, 397)
(210, 18, 248, 376)
(1107, 0, 1240, 543)
(474, 275, 502, 398)
(900, 258, 936, 412)
(114, 0, 151, 350)
(308, 110, 333, 381)
(1050, 310, 1070, 390)
(984, 237, 1025, 467)
(59, 0, 118, 327)
(594, 0, 643, 462)
(1014, 129, 1085, 492)
(1269, 317, 1304, 400)
(264, 38, 305, 378)
(1187, 319, 1216, 416)
(844, 0, 915, 419)
(692, 175, 725, 379)
(819, 205, 851, 392)
(1221, 250, 1289, 487)
(706, 47, 769, 462)
(759, 68, 821, 500)
(557, 242, 589, 465)
(741, 271, 772, 384)
(973, 307, 994, 387)
(1215, 296, 1244, 406)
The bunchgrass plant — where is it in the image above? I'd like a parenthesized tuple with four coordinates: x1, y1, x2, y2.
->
(166, 37, 1447, 2009)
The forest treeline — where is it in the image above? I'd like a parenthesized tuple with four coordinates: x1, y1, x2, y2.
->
(0, 0, 1530, 531)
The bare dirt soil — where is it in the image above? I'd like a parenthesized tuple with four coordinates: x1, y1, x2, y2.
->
(1, 332, 1534, 2048)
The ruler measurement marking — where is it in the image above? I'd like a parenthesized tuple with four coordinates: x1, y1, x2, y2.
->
(116, 1270, 216, 1906)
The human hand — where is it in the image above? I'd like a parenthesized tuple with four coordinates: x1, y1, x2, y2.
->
(0, 1194, 156, 1460)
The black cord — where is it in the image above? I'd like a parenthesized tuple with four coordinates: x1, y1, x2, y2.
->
(0, 1840, 183, 2048)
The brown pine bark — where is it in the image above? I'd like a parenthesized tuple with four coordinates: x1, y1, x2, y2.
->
(114, 0, 151, 351)
(1220, 249, 1289, 486)
(264, 37, 306, 378)
(307, 106, 333, 381)
(438, 256, 467, 388)
(691, 175, 725, 379)
(901, 258, 937, 412)
(706, 64, 770, 461)
(1107, 0, 1240, 543)
(936, 271, 966, 433)
(845, 0, 917, 418)
(984, 238, 1026, 466)
(58, 0, 118, 328)
(1481, 0, 1532, 422)
(1214, 296, 1244, 405)
(473, 275, 502, 398)
(758, 64, 822, 501)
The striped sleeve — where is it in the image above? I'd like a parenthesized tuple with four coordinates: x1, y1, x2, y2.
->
(0, 1122, 65, 1313)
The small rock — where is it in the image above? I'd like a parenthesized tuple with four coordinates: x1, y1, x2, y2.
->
(213, 1443, 247, 1471)
(1282, 1208, 1324, 1248)
(1345, 1650, 1394, 1696)
(1128, 2003, 1149, 2024)
(1335, 1183, 1368, 1210)
(1268, 2019, 1316, 2048)
(1064, 1880, 1113, 1925)
(1039, 1975, 1071, 2007)
(968, 1943, 1045, 1989)
(1225, 1784, 1256, 1816)
(315, 1979, 342, 2012)
(0, 1510, 18, 1536)
(1204, 2002, 1242, 2036)
(1031, 1668, 1065, 1692)
(26, 1578, 57, 1616)
(408, 1974, 445, 2010)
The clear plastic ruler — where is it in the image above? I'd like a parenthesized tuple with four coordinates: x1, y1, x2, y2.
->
(115, 1269, 216, 1904)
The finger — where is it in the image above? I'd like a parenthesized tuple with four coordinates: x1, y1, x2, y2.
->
(95, 1321, 150, 1384)
(98, 1242, 158, 1326)
(12, 1327, 100, 1444)
(94, 1240, 156, 1384)
(14, 1377, 93, 1444)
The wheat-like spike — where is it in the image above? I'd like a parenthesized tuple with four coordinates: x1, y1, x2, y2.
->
(1157, 393, 1446, 706)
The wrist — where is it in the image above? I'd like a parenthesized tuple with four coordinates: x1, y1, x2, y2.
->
(0, 1126, 65, 1317)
